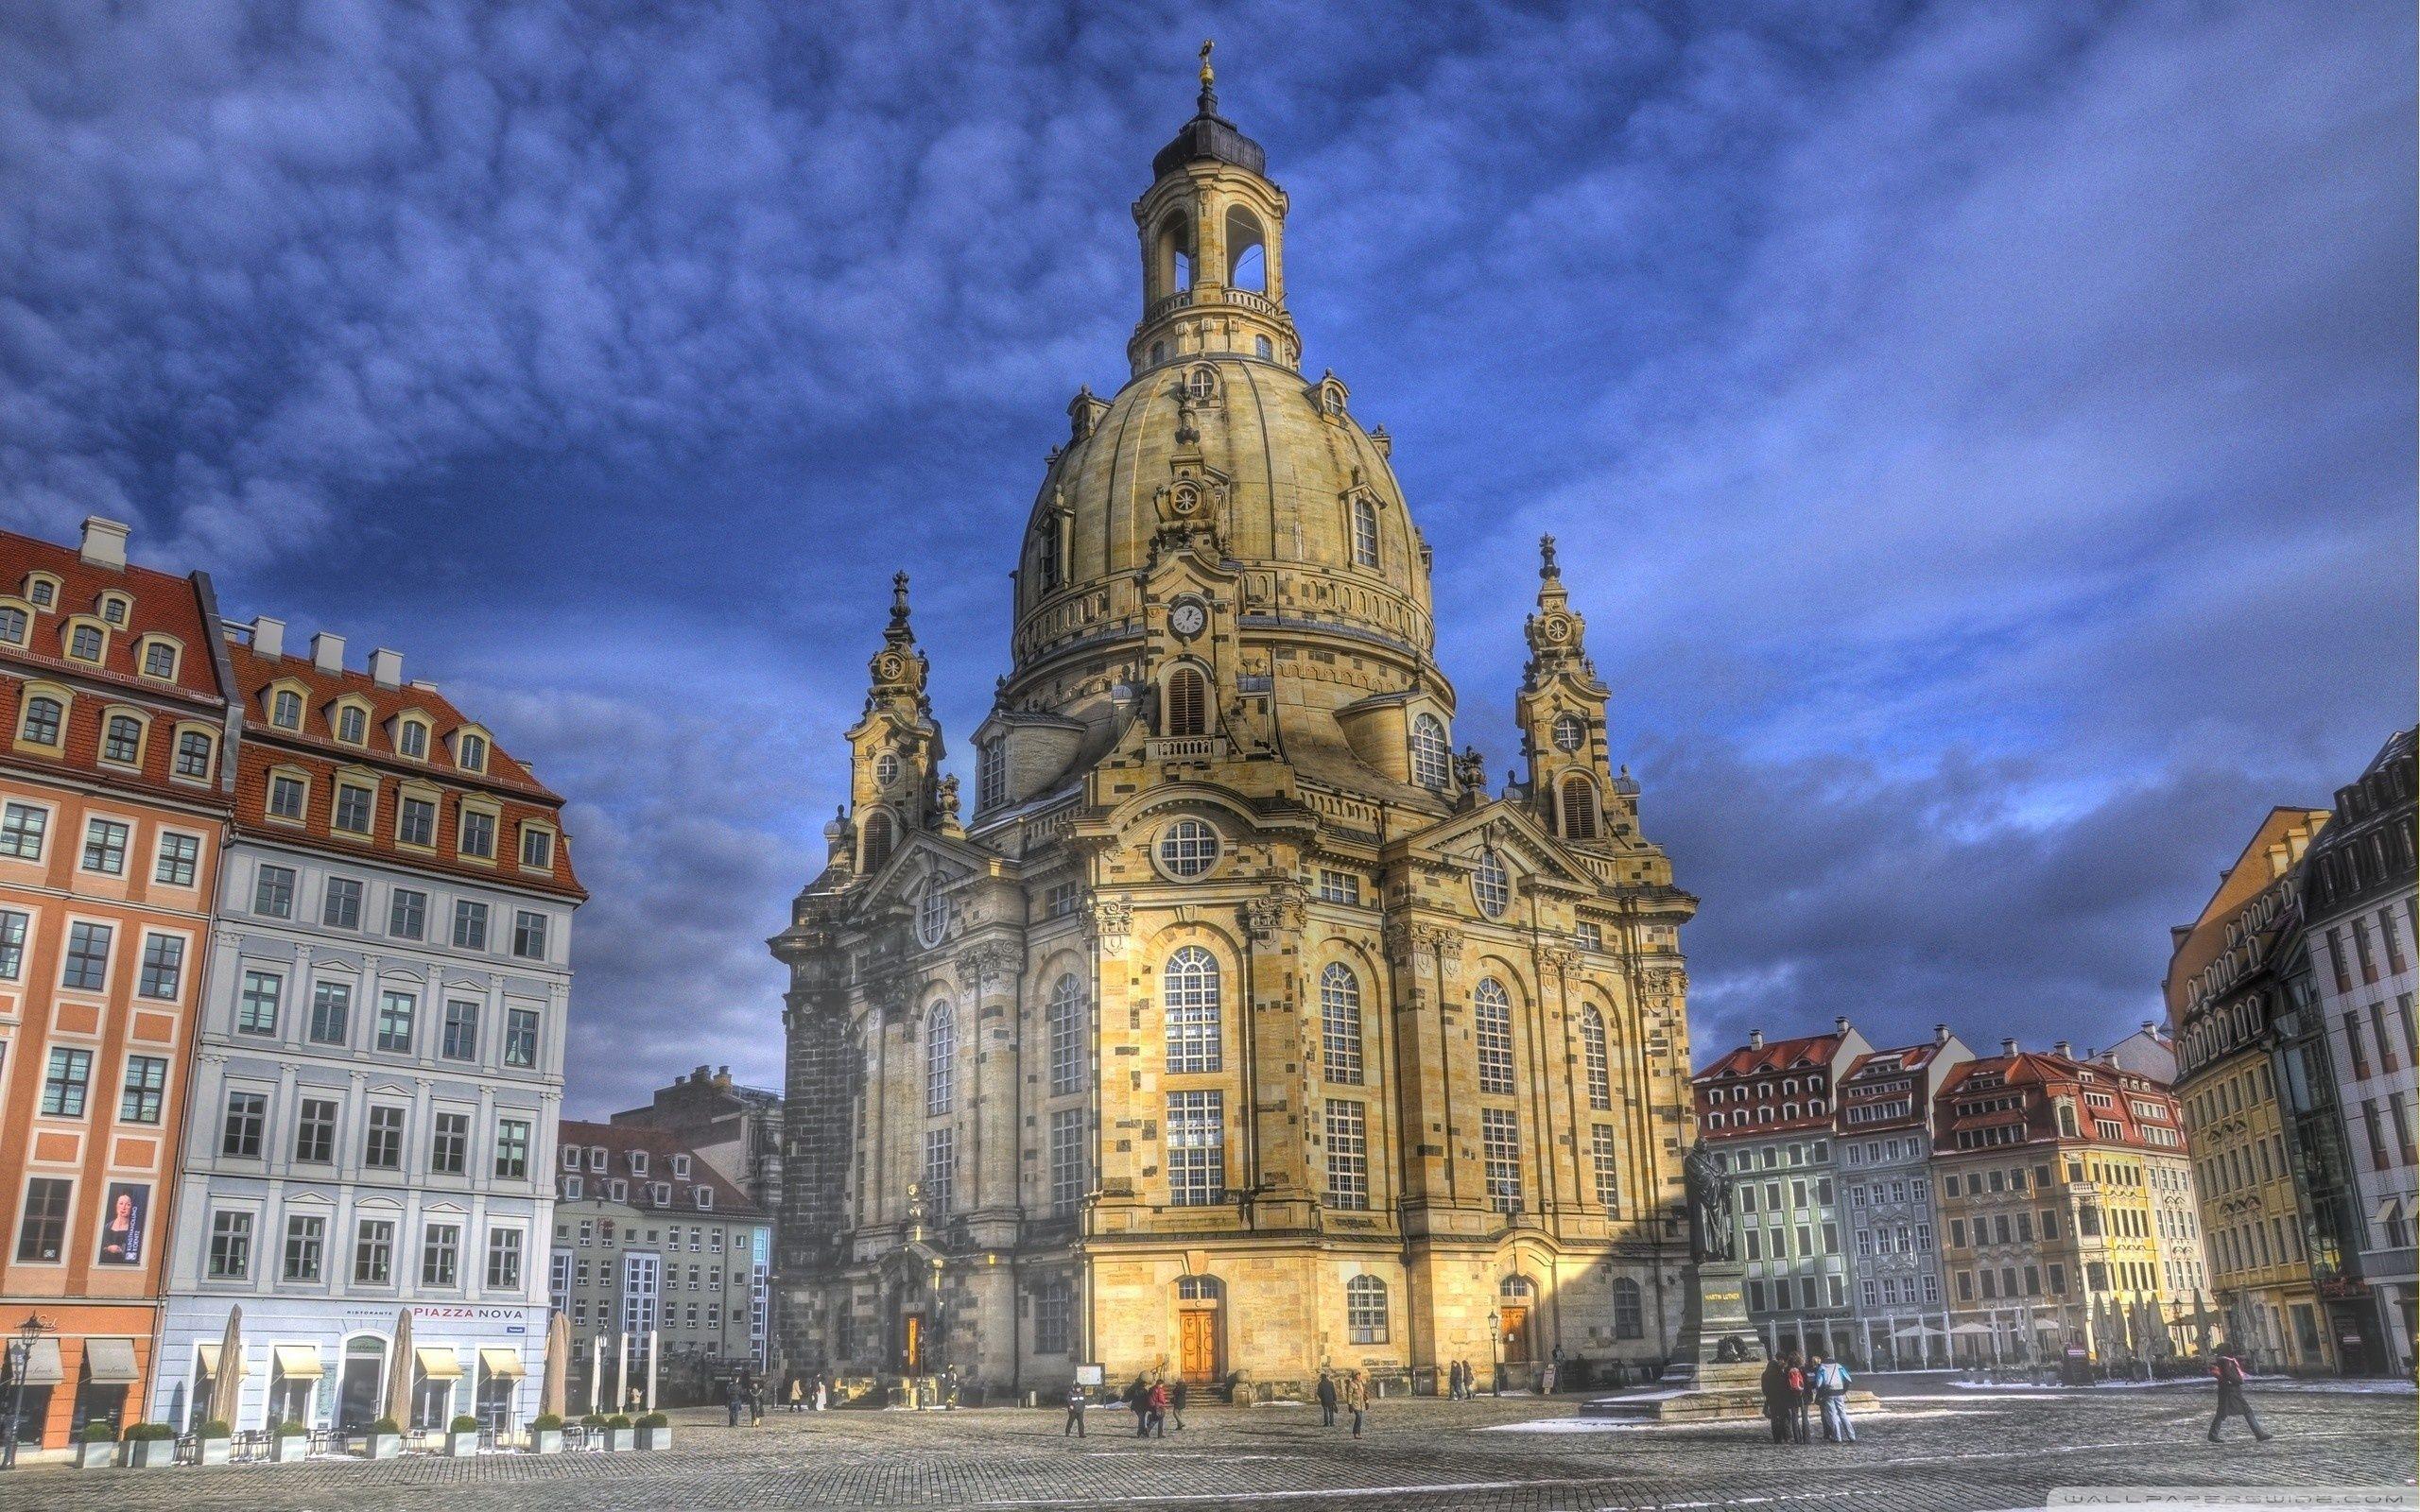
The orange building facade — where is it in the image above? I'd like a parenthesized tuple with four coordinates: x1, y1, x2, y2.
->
(0, 518, 236, 1450)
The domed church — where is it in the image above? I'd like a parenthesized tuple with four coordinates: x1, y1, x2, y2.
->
(770, 50, 1701, 1399)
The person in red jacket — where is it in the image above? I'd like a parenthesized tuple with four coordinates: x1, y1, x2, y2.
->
(2206, 1349, 2272, 1442)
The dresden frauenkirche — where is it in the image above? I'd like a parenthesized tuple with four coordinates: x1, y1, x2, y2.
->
(769, 55, 1702, 1401)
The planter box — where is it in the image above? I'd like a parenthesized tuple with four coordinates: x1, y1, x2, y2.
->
(527, 1429, 562, 1455)
(74, 1440, 116, 1469)
(443, 1431, 478, 1457)
(124, 1437, 176, 1469)
(196, 1437, 231, 1466)
(636, 1425, 672, 1451)
(603, 1428, 636, 1452)
(270, 1433, 310, 1462)
(364, 1432, 403, 1460)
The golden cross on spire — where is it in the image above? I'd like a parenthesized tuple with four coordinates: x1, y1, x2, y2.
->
(1196, 38, 1218, 114)
(1200, 38, 1215, 85)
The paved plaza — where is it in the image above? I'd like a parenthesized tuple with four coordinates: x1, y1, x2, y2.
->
(0, 1380, 2411, 1512)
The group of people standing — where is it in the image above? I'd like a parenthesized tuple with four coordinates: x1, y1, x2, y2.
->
(1758, 1350, 1858, 1444)
(1069, 1373, 1188, 1438)
(1443, 1359, 1484, 1400)
(1313, 1369, 1373, 1436)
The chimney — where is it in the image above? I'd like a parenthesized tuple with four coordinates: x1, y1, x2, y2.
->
(370, 647, 403, 688)
(2140, 1020, 2156, 1034)
(251, 616, 285, 659)
(2000, 1038, 2018, 1057)
(1834, 1016, 1850, 1037)
(311, 631, 345, 673)
(1934, 1023, 1949, 1045)
(1748, 1029, 1765, 1050)
(78, 516, 130, 570)
(2054, 1039, 2073, 1058)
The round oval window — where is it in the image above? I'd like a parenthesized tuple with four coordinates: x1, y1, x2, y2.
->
(916, 886, 950, 947)
(1472, 848, 1510, 918)
(1158, 818, 1219, 879)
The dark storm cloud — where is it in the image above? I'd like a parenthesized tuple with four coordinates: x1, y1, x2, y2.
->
(0, 1, 2407, 1109)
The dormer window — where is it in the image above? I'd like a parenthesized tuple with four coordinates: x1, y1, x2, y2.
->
(671, 1155, 690, 1178)
(26, 576, 55, 610)
(140, 639, 178, 679)
(96, 593, 129, 627)
(562, 1147, 581, 1170)
(336, 704, 368, 744)
(270, 689, 302, 729)
(66, 624, 103, 662)
(0, 608, 25, 646)
(456, 730, 489, 772)
(977, 738, 1006, 811)
(587, 1147, 605, 1172)
(458, 806, 496, 860)
(397, 717, 429, 760)
(651, 1182, 670, 1206)
(695, 1187, 713, 1211)
(1410, 713, 1450, 790)
(629, 1150, 648, 1177)
(519, 824, 556, 871)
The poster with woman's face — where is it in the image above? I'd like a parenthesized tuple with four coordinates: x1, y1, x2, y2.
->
(96, 1182, 147, 1265)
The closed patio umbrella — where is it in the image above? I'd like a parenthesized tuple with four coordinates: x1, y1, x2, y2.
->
(542, 1312, 569, 1420)
(205, 1306, 246, 1427)
(383, 1310, 415, 1428)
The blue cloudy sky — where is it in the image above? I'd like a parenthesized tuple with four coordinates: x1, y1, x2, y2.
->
(2, 1, 2411, 1114)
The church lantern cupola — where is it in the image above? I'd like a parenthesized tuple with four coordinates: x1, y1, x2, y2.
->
(843, 572, 946, 874)
(1516, 536, 1630, 844)
(1129, 43, 1300, 377)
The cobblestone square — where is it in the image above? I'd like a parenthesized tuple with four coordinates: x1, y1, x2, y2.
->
(1, 1381, 2411, 1512)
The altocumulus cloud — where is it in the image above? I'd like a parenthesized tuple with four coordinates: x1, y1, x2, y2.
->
(0, 1, 2407, 1110)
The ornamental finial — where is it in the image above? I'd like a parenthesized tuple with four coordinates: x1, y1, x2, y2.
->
(1197, 39, 1218, 114)
(1539, 534, 1560, 578)
(890, 571, 911, 625)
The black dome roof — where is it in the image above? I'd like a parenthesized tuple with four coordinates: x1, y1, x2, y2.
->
(1151, 80, 1268, 180)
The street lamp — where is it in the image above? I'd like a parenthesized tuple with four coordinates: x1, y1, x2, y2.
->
(1487, 1309, 1502, 1398)
(3, 1314, 49, 1471)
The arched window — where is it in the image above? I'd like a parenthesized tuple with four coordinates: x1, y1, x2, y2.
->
(1613, 1278, 1644, 1339)
(1164, 946, 1221, 1074)
(1165, 667, 1208, 737)
(19, 696, 61, 747)
(1581, 1006, 1611, 1110)
(1158, 212, 1194, 293)
(101, 713, 142, 765)
(1345, 1275, 1389, 1344)
(977, 739, 1006, 811)
(861, 810, 895, 872)
(1500, 1275, 1532, 1300)
(925, 1002, 956, 1117)
(1320, 963, 1363, 1084)
(1409, 713, 1449, 790)
(1561, 776, 1599, 840)
(1475, 978, 1514, 1094)
(1047, 974, 1085, 1096)
(1226, 207, 1267, 291)
(1351, 495, 1379, 569)
(916, 884, 950, 948)
(1157, 817, 1219, 878)
(1176, 1274, 1222, 1301)
(1472, 848, 1510, 918)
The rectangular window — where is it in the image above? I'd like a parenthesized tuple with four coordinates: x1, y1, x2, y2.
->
(354, 1219, 395, 1284)
(309, 981, 351, 1045)
(1591, 1125, 1620, 1209)
(1167, 1090, 1226, 1206)
(422, 1223, 460, 1287)
(1050, 1107, 1086, 1215)
(136, 933, 184, 999)
(237, 970, 281, 1035)
(118, 1054, 166, 1124)
(1323, 1099, 1369, 1210)
(174, 730, 213, 779)
(14, 1178, 70, 1263)
(153, 832, 199, 885)
(365, 1105, 405, 1169)
(80, 817, 128, 874)
(504, 1007, 540, 1070)
(430, 1110, 469, 1175)
(376, 991, 415, 1053)
(487, 1228, 524, 1290)
(1476, 1005, 1515, 1095)
(459, 809, 496, 858)
(267, 773, 306, 820)
(495, 1118, 531, 1179)
(453, 900, 489, 951)
(389, 887, 426, 940)
(333, 783, 374, 834)
(399, 797, 437, 848)
(512, 910, 547, 959)
(295, 1097, 338, 1163)
(1481, 1106, 1523, 1213)
(0, 802, 47, 859)
(284, 1214, 325, 1281)
(221, 1090, 267, 1158)
(922, 1126, 956, 1213)
(1316, 869, 1360, 905)
(207, 1211, 253, 1279)
(322, 876, 363, 930)
(41, 1047, 92, 1117)
(61, 919, 112, 990)
(0, 909, 26, 980)
(520, 826, 554, 870)
(253, 864, 295, 919)
(442, 1000, 479, 1061)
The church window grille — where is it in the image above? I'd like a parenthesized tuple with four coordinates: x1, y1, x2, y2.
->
(925, 1003, 956, 1116)
(1410, 713, 1450, 789)
(1592, 1125, 1621, 1208)
(1476, 979, 1515, 1094)
(1320, 963, 1363, 1084)
(1177, 1275, 1221, 1301)
(1167, 1091, 1225, 1205)
(1050, 1108, 1087, 1214)
(1165, 667, 1209, 737)
(1473, 849, 1510, 917)
(1047, 974, 1085, 1095)
(1345, 1275, 1389, 1344)
(874, 752, 899, 786)
(1613, 1277, 1643, 1338)
(1185, 367, 1217, 403)
(1164, 947, 1222, 1073)
(1158, 817, 1219, 879)
(1352, 495, 1380, 568)
(924, 1127, 954, 1213)
(1553, 713, 1585, 751)
(1324, 1099, 1368, 1210)
(916, 885, 950, 948)
(1482, 1108, 1523, 1212)
(1562, 776, 1599, 839)
(1582, 1007, 1611, 1110)
(977, 739, 1006, 811)
(1255, 335, 1272, 359)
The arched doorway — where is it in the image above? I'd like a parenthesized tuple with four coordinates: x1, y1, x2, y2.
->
(1498, 1276, 1535, 1364)
(337, 1335, 386, 1430)
(1175, 1275, 1224, 1384)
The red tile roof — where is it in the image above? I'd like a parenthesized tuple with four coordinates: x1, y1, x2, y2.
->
(1694, 1031, 1840, 1081)
(0, 531, 226, 704)
(556, 1119, 762, 1218)
(1932, 1051, 2182, 1155)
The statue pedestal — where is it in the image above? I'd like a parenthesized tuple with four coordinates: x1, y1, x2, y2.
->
(1584, 1263, 1869, 1422)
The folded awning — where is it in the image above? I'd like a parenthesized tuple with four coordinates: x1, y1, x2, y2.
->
(82, 1338, 139, 1383)
(14, 1337, 63, 1385)
(196, 1342, 220, 1373)
(2377, 1196, 2405, 1225)
(273, 1345, 324, 1379)
(416, 1347, 464, 1380)
(478, 1348, 527, 1380)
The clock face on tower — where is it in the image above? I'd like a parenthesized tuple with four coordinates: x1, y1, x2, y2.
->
(1169, 598, 1207, 639)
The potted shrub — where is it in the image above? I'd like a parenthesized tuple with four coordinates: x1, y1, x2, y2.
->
(74, 1421, 116, 1469)
(443, 1413, 481, 1457)
(364, 1416, 404, 1460)
(603, 1413, 635, 1452)
(195, 1418, 233, 1466)
(270, 1418, 310, 1462)
(122, 1420, 178, 1469)
(527, 1412, 564, 1454)
(634, 1410, 671, 1451)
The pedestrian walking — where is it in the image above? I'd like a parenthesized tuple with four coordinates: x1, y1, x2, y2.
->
(1169, 1378, 1188, 1432)
(1813, 1354, 1857, 1443)
(1788, 1352, 1811, 1444)
(1457, 1359, 1474, 1400)
(1128, 1373, 1151, 1437)
(1064, 1381, 1087, 1438)
(788, 1377, 804, 1413)
(1147, 1379, 1169, 1438)
(1759, 1354, 1792, 1444)
(2206, 1349, 2272, 1442)
(815, 1375, 829, 1412)
(1540, 1359, 1557, 1395)
(749, 1383, 765, 1426)
(726, 1381, 744, 1428)
(1346, 1370, 1368, 1438)
(1316, 1369, 1339, 1426)
(1443, 1360, 1460, 1400)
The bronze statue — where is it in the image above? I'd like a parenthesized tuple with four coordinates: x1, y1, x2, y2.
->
(1684, 1143, 1736, 1263)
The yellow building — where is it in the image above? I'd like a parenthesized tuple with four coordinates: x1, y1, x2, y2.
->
(2169, 807, 2334, 1371)
(768, 55, 1700, 1399)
